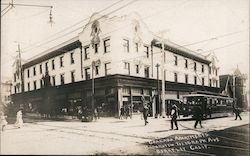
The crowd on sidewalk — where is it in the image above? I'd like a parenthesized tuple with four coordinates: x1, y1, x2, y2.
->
(0, 95, 245, 132)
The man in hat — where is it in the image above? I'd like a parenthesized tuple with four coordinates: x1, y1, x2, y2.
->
(170, 105, 178, 130)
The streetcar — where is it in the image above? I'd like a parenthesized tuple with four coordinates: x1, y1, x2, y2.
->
(182, 92, 234, 118)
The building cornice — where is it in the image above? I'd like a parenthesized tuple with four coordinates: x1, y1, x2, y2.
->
(151, 39, 211, 65)
(23, 40, 81, 69)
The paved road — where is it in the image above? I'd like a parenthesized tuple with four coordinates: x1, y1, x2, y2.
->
(1, 113, 249, 155)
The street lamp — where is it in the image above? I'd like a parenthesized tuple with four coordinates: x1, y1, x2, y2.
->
(91, 59, 101, 118)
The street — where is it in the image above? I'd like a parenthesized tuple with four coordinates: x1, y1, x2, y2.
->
(0, 112, 249, 155)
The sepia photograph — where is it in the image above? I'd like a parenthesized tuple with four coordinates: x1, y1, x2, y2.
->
(1, 0, 249, 155)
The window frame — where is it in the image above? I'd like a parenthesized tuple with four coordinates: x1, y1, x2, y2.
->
(60, 56, 64, 68)
(104, 62, 111, 76)
(123, 39, 129, 53)
(104, 38, 110, 53)
(71, 71, 75, 83)
(174, 56, 178, 66)
(85, 67, 91, 80)
(84, 46, 90, 60)
(70, 52, 75, 64)
(52, 59, 55, 70)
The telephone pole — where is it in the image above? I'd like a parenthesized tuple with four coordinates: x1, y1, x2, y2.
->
(156, 63, 160, 118)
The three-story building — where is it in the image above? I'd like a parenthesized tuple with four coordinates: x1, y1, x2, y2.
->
(11, 12, 220, 117)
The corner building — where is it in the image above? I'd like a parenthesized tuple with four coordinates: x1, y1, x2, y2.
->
(11, 13, 220, 117)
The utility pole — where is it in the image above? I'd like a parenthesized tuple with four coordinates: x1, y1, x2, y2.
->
(156, 63, 160, 118)
(233, 74, 236, 107)
(91, 59, 100, 119)
(161, 40, 166, 118)
(17, 44, 24, 92)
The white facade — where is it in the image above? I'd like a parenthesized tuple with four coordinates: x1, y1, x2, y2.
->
(12, 12, 220, 94)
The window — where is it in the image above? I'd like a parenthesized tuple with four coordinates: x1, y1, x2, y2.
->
(124, 62, 130, 75)
(123, 39, 129, 52)
(144, 45, 149, 58)
(71, 71, 75, 83)
(84, 46, 90, 60)
(33, 81, 37, 90)
(14, 73, 16, 82)
(60, 74, 65, 85)
(60, 56, 64, 67)
(216, 80, 218, 87)
(52, 60, 55, 70)
(45, 62, 48, 72)
(104, 62, 111, 76)
(185, 59, 188, 68)
(209, 79, 212, 87)
(95, 65, 99, 75)
(135, 64, 139, 74)
(94, 43, 98, 53)
(144, 66, 149, 78)
(209, 67, 211, 74)
(201, 64, 204, 73)
(135, 43, 139, 52)
(174, 56, 178, 66)
(104, 39, 110, 53)
(27, 83, 30, 91)
(52, 76, 56, 86)
(40, 79, 43, 88)
(85, 68, 90, 80)
(215, 69, 218, 76)
(174, 73, 178, 82)
(33, 67, 36, 76)
(202, 77, 205, 86)
(194, 76, 197, 85)
(185, 74, 188, 83)
(70, 52, 74, 64)
(27, 69, 30, 78)
(194, 62, 197, 71)
(40, 64, 42, 74)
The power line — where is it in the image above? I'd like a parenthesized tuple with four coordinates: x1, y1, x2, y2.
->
(22, 0, 189, 53)
(22, 0, 138, 59)
(201, 40, 248, 53)
(22, 0, 125, 52)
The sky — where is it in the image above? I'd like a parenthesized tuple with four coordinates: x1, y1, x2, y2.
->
(1, 0, 249, 90)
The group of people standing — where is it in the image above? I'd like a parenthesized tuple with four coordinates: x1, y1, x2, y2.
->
(119, 105, 133, 120)
(0, 110, 23, 131)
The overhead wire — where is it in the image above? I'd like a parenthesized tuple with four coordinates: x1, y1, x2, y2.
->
(22, 0, 126, 52)
(22, 0, 190, 53)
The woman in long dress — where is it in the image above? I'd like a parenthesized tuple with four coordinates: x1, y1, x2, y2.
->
(0, 112, 8, 131)
(15, 110, 23, 128)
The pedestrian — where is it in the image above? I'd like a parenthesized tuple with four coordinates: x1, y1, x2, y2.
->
(207, 105, 212, 118)
(170, 105, 178, 130)
(233, 106, 242, 120)
(0, 112, 8, 131)
(124, 106, 129, 120)
(15, 110, 23, 128)
(94, 108, 98, 121)
(119, 107, 124, 120)
(97, 106, 101, 119)
(194, 106, 203, 128)
(143, 105, 149, 125)
(128, 105, 132, 119)
(77, 108, 83, 120)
